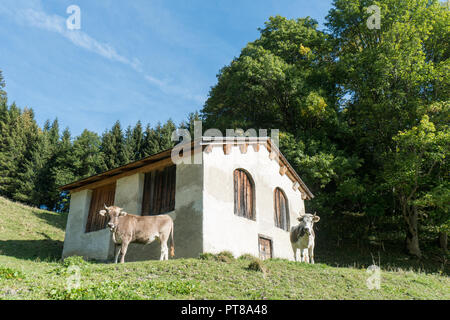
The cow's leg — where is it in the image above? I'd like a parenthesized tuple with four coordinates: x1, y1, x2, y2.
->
(114, 244, 121, 264)
(160, 241, 169, 261)
(164, 242, 169, 260)
(158, 233, 170, 261)
(302, 248, 309, 263)
(120, 240, 130, 264)
(291, 243, 297, 262)
(309, 244, 315, 264)
(164, 239, 169, 261)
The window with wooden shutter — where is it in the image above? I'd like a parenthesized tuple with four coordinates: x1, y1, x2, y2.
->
(234, 169, 255, 220)
(85, 183, 116, 233)
(142, 165, 176, 216)
(274, 187, 290, 231)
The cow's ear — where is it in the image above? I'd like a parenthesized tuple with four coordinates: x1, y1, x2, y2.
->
(313, 215, 320, 222)
(119, 211, 127, 216)
(99, 210, 107, 216)
(297, 216, 304, 222)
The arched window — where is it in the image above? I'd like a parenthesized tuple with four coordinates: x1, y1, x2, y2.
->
(274, 188, 289, 231)
(234, 169, 255, 220)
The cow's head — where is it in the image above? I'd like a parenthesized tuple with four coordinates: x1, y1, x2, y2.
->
(297, 212, 320, 236)
(99, 204, 127, 231)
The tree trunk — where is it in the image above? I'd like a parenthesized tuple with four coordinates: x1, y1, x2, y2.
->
(406, 229, 421, 258)
(439, 232, 448, 253)
(403, 204, 422, 258)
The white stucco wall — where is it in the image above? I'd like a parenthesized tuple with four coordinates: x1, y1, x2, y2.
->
(202, 143, 305, 260)
(114, 173, 145, 214)
(172, 162, 203, 258)
(62, 189, 112, 260)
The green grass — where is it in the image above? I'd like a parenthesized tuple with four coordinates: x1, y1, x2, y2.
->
(0, 196, 448, 300)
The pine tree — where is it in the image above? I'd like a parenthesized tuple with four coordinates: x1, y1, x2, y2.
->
(131, 121, 144, 160)
(123, 122, 146, 163)
(30, 119, 55, 207)
(99, 121, 127, 171)
(0, 101, 15, 198)
(155, 120, 176, 151)
(141, 123, 158, 157)
(71, 129, 102, 178)
(51, 128, 75, 211)
(10, 108, 41, 204)
(0, 70, 6, 103)
(123, 125, 134, 164)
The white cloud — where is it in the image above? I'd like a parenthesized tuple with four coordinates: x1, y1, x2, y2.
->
(19, 8, 141, 72)
(1, 1, 204, 103)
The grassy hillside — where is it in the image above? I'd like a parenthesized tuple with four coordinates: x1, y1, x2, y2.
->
(0, 196, 67, 261)
(0, 196, 448, 300)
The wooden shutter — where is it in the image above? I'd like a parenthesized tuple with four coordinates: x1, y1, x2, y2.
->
(259, 236, 272, 260)
(142, 165, 176, 216)
(234, 169, 254, 220)
(85, 183, 116, 233)
(274, 188, 289, 231)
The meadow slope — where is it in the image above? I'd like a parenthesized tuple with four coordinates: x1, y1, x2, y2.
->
(0, 196, 448, 300)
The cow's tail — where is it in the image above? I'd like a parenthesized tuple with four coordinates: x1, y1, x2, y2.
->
(170, 221, 175, 257)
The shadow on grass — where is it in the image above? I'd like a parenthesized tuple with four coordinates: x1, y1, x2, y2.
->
(315, 240, 449, 275)
(31, 210, 68, 232)
(0, 239, 63, 262)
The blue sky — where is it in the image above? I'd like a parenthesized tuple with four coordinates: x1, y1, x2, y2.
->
(0, 0, 334, 136)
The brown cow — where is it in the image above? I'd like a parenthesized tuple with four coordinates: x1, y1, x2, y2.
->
(99, 205, 175, 263)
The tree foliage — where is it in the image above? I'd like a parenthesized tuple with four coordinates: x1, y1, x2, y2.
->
(202, 1, 449, 256)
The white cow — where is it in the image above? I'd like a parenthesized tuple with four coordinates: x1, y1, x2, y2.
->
(290, 212, 320, 263)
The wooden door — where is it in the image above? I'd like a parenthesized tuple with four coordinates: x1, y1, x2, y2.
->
(85, 183, 116, 233)
(259, 236, 272, 260)
(142, 165, 176, 216)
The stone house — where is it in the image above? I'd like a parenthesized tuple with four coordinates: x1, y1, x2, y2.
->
(60, 137, 313, 262)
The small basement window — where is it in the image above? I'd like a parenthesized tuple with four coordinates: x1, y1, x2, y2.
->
(85, 183, 116, 233)
(233, 169, 255, 220)
(141, 165, 176, 216)
(274, 187, 290, 231)
(258, 236, 273, 260)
